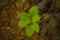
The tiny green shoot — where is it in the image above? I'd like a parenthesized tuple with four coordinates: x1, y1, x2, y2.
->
(17, 6, 41, 37)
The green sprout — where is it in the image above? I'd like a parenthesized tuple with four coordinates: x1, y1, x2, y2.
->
(17, 6, 41, 37)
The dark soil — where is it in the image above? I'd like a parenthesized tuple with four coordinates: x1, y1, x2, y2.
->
(0, 0, 60, 40)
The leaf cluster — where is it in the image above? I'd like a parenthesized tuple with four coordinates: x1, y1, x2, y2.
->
(18, 6, 41, 37)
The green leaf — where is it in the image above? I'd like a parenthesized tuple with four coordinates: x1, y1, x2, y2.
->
(18, 20, 30, 27)
(26, 25, 34, 37)
(26, 23, 40, 37)
(31, 23, 40, 33)
(18, 12, 29, 21)
(18, 20, 28, 27)
(29, 6, 38, 17)
(18, 21, 25, 27)
(29, 6, 41, 22)
(18, 12, 30, 27)
(32, 15, 41, 22)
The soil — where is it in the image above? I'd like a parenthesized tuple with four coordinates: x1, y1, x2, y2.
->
(0, 0, 60, 40)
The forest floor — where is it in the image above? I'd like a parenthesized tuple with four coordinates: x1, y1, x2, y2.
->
(0, 0, 60, 40)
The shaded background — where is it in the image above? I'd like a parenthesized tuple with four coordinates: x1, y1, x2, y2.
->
(0, 0, 60, 40)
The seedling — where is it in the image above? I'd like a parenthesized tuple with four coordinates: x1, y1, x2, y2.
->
(17, 6, 41, 37)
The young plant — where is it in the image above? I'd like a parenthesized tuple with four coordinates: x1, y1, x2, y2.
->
(17, 6, 41, 37)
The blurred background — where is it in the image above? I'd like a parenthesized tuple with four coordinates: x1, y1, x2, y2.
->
(0, 0, 60, 40)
